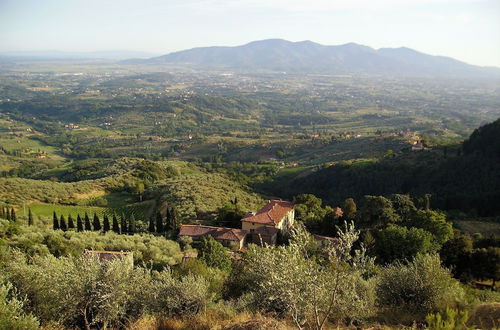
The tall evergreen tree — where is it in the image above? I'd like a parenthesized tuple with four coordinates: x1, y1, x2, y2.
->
(103, 214, 110, 232)
(112, 214, 120, 233)
(59, 215, 67, 231)
(84, 213, 92, 231)
(170, 207, 180, 230)
(156, 211, 164, 233)
(6, 208, 11, 221)
(10, 208, 16, 222)
(68, 214, 75, 229)
(77, 214, 84, 232)
(164, 207, 173, 231)
(148, 216, 155, 233)
(28, 208, 34, 226)
(93, 214, 101, 231)
(128, 214, 136, 234)
(53, 211, 60, 230)
(121, 215, 127, 234)
(0, 207, 4, 218)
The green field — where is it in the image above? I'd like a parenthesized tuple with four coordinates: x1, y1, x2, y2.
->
(28, 202, 110, 218)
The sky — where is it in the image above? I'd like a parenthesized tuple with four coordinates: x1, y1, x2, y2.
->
(0, 0, 499, 67)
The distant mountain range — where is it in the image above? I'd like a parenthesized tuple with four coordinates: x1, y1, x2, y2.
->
(0, 50, 158, 61)
(144, 39, 500, 78)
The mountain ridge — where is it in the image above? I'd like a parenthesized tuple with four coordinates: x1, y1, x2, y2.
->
(144, 39, 500, 77)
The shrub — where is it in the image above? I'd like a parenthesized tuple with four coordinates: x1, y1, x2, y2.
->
(377, 254, 464, 318)
(425, 308, 469, 330)
(0, 282, 39, 330)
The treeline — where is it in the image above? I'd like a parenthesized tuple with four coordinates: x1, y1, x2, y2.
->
(292, 193, 499, 287)
(50, 208, 181, 235)
(278, 118, 500, 216)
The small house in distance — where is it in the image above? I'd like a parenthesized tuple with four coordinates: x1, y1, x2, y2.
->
(241, 200, 295, 245)
(179, 225, 248, 250)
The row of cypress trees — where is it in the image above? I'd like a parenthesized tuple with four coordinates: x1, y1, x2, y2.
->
(1, 207, 35, 226)
(52, 207, 180, 234)
(0, 207, 17, 222)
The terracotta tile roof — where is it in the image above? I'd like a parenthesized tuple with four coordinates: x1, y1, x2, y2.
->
(179, 225, 247, 242)
(241, 200, 294, 226)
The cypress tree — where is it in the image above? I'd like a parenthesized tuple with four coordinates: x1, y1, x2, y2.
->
(128, 214, 136, 234)
(156, 211, 164, 233)
(10, 208, 17, 222)
(93, 214, 101, 231)
(103, 214, 110, 232)
(68, 214, 75, 229)
(84, 213, 92, 231)
(112, 214, 120, 233)
(170, 207, 180, 230)
(120, 214, 127, 234)
(59, 215, 67, 231)
(0, 207, 4, 218)
(28, 208, 34, 226)
(148, 216, 155, 233)
(6, 208, 11, 221)
(165, 207, 171, 230)
(53, 211, 59, 230)
(77, 214, 84, 232)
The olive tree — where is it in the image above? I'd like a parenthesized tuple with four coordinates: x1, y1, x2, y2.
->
(244, 223, 375, 329)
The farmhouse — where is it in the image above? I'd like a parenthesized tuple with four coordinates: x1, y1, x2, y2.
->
(178, 200, 295, 248)
(179, 224, 248, 250)
(241, 200, 295, 245)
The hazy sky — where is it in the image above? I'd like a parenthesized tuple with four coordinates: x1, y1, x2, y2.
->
(1, 0, 499, 66)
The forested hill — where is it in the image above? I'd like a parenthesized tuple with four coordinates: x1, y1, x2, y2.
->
(268, 118, 500, 216)
(147, 39, 500, 78)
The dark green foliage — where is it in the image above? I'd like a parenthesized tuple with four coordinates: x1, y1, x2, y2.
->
(389, 194, 417, 220)
(358, 195, 400, 228)
(470, 247, 500, 287)
(84, 213, 92, 231)
(155, 211, 163, 233)
(375, 226, 435, 264)
(148, 216, 155, 233)
(293, 193, 327, 223)
(216, 203, 246, 228)
(59, 215, 67, 231)
(103, 215, 110, 232)
(5, 208, 11, 221)
(405, 210, 453, 244)
(10, 208, 16, 222)
(128, 214, 136, 234)
(440, 231, 474, 280)
(67, 215, 75, 229)
(112, 214, 120, 233)
(120, 215, 127, 234)
(92, 213, 101, 231)
(52, 211, 59, 230)
(462, 118, 500, 158)
(76, 214, 83, 232)
(28, 209, 34, 226)
(199, 236, 232, 271)
(342, 198, 357, 221)
(377, 254, 463, 317)
(165, 207, 180, 231)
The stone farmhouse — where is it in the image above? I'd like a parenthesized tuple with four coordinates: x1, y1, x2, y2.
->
(178, 200, 295, 248)
(179, 225, 248, 250)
